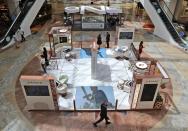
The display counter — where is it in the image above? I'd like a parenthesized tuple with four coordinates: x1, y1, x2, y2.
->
(82, 16, 104, 29)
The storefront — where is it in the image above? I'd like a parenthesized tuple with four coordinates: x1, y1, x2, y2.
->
(64, 5, 122, 30)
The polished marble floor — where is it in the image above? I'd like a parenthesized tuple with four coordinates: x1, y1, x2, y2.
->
(47, 56, 132, 110)
(48, 58, 133, 86)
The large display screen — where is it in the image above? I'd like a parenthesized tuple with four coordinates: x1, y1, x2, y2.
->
(82, 16, 104, 23)
(24, 85, 50, 96)
(59, 36, 68, 43)
(75, 86, 115, 110)
(140, 84, 157, 101)
(119, 32, 133, 39)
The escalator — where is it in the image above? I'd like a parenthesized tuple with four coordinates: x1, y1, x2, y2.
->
(0, 0, 45, 48)
(150, 0, 187, 47)
(0, 0, 35, 47)
(140, 0, 187, 48)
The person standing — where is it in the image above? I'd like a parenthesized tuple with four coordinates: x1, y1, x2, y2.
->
(97, 34, 102, 50)
(43, 47, 49, 66)
(106, 32, 110, 48)
(40, 55, 47, 73)
(13, 34, 20, 48)
(19, 0, 23, 10)
(138, 41, 144, 60)
(17, 27, 25, 42)
(136, 2, 144, 16)
(93, 101, 111, 127)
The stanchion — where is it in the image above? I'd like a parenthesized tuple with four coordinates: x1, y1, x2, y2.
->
(73, 99, 76, 111)
(115, 99, 118, 110)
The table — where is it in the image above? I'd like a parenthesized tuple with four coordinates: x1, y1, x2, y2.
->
(114, 46, 129, 58)
(115, 46, 128, 53)
(56, 84, 68, 97)
(136, 62, 147, 69)
(59, 29, 67, 33)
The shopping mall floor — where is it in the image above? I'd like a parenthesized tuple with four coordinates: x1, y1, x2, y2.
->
(1, 2, 188, 131)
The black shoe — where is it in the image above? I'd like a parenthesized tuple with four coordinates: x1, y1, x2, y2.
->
(106, 122, 111, 125)
(93, 123, 97, 127)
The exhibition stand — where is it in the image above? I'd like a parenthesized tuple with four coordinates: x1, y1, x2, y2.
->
(48, 26, 71, 57)
(20, 58, 168, 111)
(20, 34, 170, 111)
(19, 9, 170, 111)
(20, 75, 58, 110)
(64, 5, 122, 30)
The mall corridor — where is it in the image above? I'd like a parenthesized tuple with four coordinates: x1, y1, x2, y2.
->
(0, 0, 188, 131)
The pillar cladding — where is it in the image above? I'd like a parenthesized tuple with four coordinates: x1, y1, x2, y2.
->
(91, 41, 98, 79)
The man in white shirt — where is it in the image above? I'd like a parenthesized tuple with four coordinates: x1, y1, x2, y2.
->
(40, 55, 47, 73)
(17, 27, 25, 42)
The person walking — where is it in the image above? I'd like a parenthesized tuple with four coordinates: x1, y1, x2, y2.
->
(93, 101, 111, 127)
(138, 41, 144, 60)
(17, 27, 25, 42)
(43, 47, 49, 66)
(19, 0, 23, 10)
(106, 32, 110, 48)
(13, 34, 20, 48)
(40, 55, 47, 73)
(136, 2, 144, 16)
(97, 34, 102, 50)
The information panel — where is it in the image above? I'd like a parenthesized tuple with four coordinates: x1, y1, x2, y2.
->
(117, 27, 135, 47)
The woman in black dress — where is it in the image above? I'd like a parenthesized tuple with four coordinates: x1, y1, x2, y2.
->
(97, 34, 102, 50)
(138, 41, 144, 60)
(43, 47, 49, 66)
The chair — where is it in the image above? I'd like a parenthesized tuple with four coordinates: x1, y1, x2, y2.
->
(56, 84, 68, 97)
(58, 74, 68, 84)
(56, 75, 69, 97)
(117, 80, 133, 93)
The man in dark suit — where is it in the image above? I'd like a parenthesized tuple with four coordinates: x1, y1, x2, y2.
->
(106, 32, 110, 48)
(93, 101, 111, 127)
(97, 34, 102, 50)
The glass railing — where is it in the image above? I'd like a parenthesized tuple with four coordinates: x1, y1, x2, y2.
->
(158, 0, 174, 21)
(157, 0, 188, 46)
(0, 5, 20, 40)
(0, 0, 36, 47)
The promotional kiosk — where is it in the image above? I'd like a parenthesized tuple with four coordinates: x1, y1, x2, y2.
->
(20, 75, 58, 110)
(20, 22, 170, 111)
(48, 26, 71, 57)
(130, 75, 162, 109)
(64, 5, 122, 30)
(20, 42, 170, 111)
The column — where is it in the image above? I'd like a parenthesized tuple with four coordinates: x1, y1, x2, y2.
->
(91, 41, 98, 79)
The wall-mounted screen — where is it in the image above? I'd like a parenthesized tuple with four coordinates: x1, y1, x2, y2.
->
(59, 36, 68, 43)
(24, 85, 50, 96)
(119, 32, 133, 39)
(140, 84, 157, 101)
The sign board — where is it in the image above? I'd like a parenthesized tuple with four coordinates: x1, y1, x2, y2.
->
(136, 78, 161, 109)
(65, 5, 122, 14)
(58, 33, 70, 44)
(117, 27, 135, 47)
(20, 75, 56, 110)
